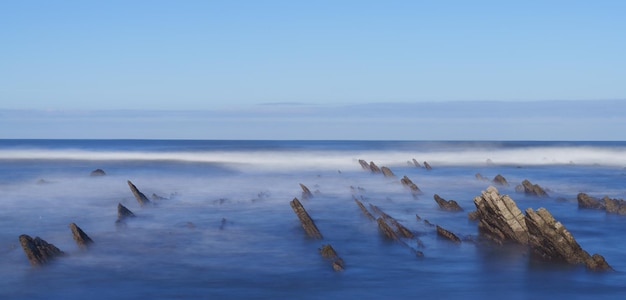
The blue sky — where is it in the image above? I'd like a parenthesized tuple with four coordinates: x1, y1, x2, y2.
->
(1, 1, 625, 139)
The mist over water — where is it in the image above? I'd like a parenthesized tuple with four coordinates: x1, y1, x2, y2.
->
(2, 140, 626, 299)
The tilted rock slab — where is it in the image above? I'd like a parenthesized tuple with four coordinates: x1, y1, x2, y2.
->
(436, 225, 461, 243)
(400, 176, 421, 194)
(381, 166, 395, 177)
(369, 161, 381, 173)
(299, 183, 313, 199)
(354, 197, 375, 221)
(423, 161, 432, 170)
(69, 223, 94, 249)
(473, 186, 528, 244)
(518, 179, 548, 197)
(319, 244, 344, 271)
(19, 234, 64, 267)
(492, 174, 509, 186)
(127, 180, 151, 206)
(434, 194, 463, 211)
(358, 159, 370, 170)
(290, 198, 323, 239)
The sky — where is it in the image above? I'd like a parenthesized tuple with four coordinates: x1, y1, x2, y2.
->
(1, 1, 625, 139)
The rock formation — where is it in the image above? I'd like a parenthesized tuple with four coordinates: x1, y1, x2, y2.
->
(475, 173, 488, 181)
(472, 186, 528, 244)
(358, 159, 370, 170)
(127, 180, 151, 206)
(603, 196, 626, 215)
(433, 194, 463, 211)
(290, 198, 323, 239)
(517, 179, 548, 197)
(577, 193, 604, 210)
(369, 161, 381, 173)
(319, 244, 344, 271)
(436, 225, 461, 243)
(116, 203, 135, 224)
(492, 174, 509, 186)
(69, 223, 93, 249)
(18, 234, 64, 266)
(400, 176, 421, 194)
(299, 183, 313, 199)
(90, 169, 106, 176)
(354, 197, 375, 221)
(412, 159, 421, 168)
(381, 166, 395, 177)
(423, 161, 432, 170)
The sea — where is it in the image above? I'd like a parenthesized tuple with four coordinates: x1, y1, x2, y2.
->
(1, 140, 626, 299)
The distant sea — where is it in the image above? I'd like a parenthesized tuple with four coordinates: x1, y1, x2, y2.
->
(1, 140, 626, 299)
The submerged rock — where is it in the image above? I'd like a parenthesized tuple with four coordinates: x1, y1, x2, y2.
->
(116, 203, 135, 224)
(358, 159, 370, 170)
(517, 179, 549, 197)
(400, 176, 421, 194)
(354, 197, 375, 221)
(319, 244, 344, 271)
(475, 173, 488, 181)
(472, 186, 528, 245)
(436, 225, 461, 243)
(290, 198, 323, 239)
(577, 193, 604, 210)
(381, 166, 395, 177)
(127, 180, 151, 206)
(90, 169, 106, 176)
(492, 174, 509, 186)
(69, 223, 93, 249)
(19, 234, 64, 267)
(423, 161, 432, 170)
(299, 183, 313, 199)
(412, 158, 421, 168)
(369, 161, 381, 173)
(433, 194, 463, 211)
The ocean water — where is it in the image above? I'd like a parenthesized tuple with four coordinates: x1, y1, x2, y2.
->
(1, 140, 626, 299)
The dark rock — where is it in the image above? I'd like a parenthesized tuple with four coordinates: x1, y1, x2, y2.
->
(69, 223, 93, 249)
(433, 194, 463, 211)
(475, 173, 488, 181)
(319, 244, 344, 271)
(389, 218, 414, 239)
(577, 193, 604, 210)
(423, 219, 435, 227)
(19, 234, 64, 267)
(423, 161, 432, 170)
(299, 183, 313, 199)
(525, 207, 613, 271)
(400, 176, 421, 194)
(354, 197, 375, 221)
(415, 214, 421, 220)
(412, 159, 421, 168)
(127, 180, 151, 206)
(358, 159, 370, 170)
(381, 166, 395, 177)
(151, 193, 168, 200)
(519, 179, 549, 197)
(116, 203, 135, 224)
(472, 186, 528, 245)
(290, 198, 323, 239)
(492, 174, 509, 186)
(377, 217, 401, 242)
(467, 210, 480, 221)
(436, 225, 461, 243)
(90, 169, 106, 176)
(369, 161, 381, 173)
(603, 196, 626, 215)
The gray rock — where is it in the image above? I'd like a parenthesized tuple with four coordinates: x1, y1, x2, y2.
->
(577, 193, 604, 210)
(19, 234, 64, 267)
(472, 186, 528, 244)
(434, 194, 463, 211)
(381, 166, 395, 177)
(127, 180, 151, 206)
(69, 223, 93, 249)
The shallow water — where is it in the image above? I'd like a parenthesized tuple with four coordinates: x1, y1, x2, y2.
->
(1, 140, 626, 299)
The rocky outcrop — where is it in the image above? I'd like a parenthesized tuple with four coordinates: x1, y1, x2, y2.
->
(412, 159, 421, 168)
(381, 166, 395, 177)
(436, 225, 461, 243)
(319, 244, 344, 271)
(577, 193, 604, 210)
(603, 196, 626, 215)
(116, 203, 135, 224)
(577, 193, 626, 215)
(433, 194, 463, 211)
(369, 162, 381, 173)
(354, 197, 375, 221)
(475, 173, 488, 181)
(358, 159, 370, 169)
(472, 186, 528, 244)
(69, 223, 93, 249)
(369, 204, 413, 239)
(127, 180, 151, 206)
(400, 176, 421, 194)
(517, 179, 548, 197)
(299, 183, 313, 199)
(90, 169, 106, 176)
(290, 198, 323, 239)
(525, 207, 612, 271)
(423, 161, 432, 170)
(492, 174, 509, 186)
(19, 234, 64, 266)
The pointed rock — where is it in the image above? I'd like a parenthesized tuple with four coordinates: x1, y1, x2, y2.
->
(475, 173, 488, 181)
(472, 186, 528, 244)
(116, 203, 135, 224)
(127, 180, 151, 206)
(69, 223, 93, 249)
(381, 166, 395, 177)
(290, 198, 323, 239)
(400, 176, 421, 194)
(354, 197, 375, 221)
(436, 225, 461, 243)
(434, 194, 463, 211)
(492, 174, 509, 186)
(369, 161, 381, 173)
(19, 234, 64, 266)
(299, 183, 313, 199)
(412, 159, 421, 168)
(423, 161, 432, 170)
(518, 179, 548, 197)
(358, 159, 370, 170)
(319, 244, 344, 271)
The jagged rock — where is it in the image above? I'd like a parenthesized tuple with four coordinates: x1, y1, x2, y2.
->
(377, 217, 401, 242)
(299, 183, 313, 199)
(603, 196, 626, 214)
(90, 169, 106, 176)
(472, 186, 528, 244)
(577, 193, 604, 210)
(423, 161, 432, 170)
(354, 197, 375, 221)
(19, 234, 64, 267)
(412, 159, 421, 168)
(400, 176, 421, 194)
(358, 159, 370, 169)
(381, 166, 395, 177)
(369, 161, 381, 173)
(475, 173, 488, 181)
(319, 244, 344, 271)
(127, 180, 151, 206)
(525, 207, 612, 271)
(290, 198, 323, 239)
(492, 174, 509, 186)
(116, 203, 135, 224)
(436, 225, 461, 243)
(467, 210, 480, 221)
(433, 194, 463, 211)
(69, 223, 93, 249)
(518, 179, 548, 197)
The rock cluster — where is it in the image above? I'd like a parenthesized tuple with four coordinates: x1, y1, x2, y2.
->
(433, 194, 463, 211)
(436, 225, 461, 243)
(577, 193, 626, 214)
(19, 234, 64, 267)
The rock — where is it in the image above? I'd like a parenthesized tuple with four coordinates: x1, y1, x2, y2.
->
(423, 161, 432, 170)
(127, 180, 151, 206)
(69, 223, 93, 249)
(377, 217, 402, 242)
(152, 193, 168, 200)
(389, 218, 414, 239)
(90, 169, 106, 176)
(412, 159, 421, 168)
(36, 179, 51, 185)
(369, 161, 381, 173)
(358, 159, 370, 170)
(603, 196, 626, 215)
(400, 176, 421, 194)
(116, 203, 135, 224)
(577, 193, 604, 210)
(433, 194, 463, 211)
(475, 173, 488, 181)
(472, 186, 528, 245)
(518, 179, 549, 197)
(354, 197, 375, 221)
(290, 198, 323, 239)
(467, 210, 480, 221)
(381, 166, 395, 177)
(436, 225, 461, 243)
(319, 244, 344, 271)
(492, 174, 509, 186)
(18, 234, 64, 267)
(299, 183, 313, 199)
(525, 207, 612, 271)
